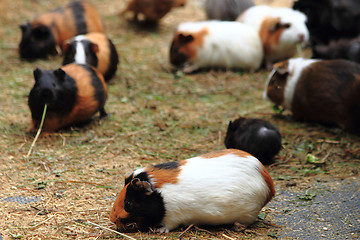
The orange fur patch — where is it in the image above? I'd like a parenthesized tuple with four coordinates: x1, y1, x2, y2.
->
(201, 149, 251, 159)
(259, 165, 275, 204)
(145, 160, 187, 188)
(110, 184, 130, 224)
(176, 27, 209, 60)
(85, 33, 111, 76)
(259, 17, 285, 55)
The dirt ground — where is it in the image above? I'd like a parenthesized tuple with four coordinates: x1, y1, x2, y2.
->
(0, 0, 359, 239)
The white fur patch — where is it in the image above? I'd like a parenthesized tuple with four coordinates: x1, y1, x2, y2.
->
(152, 152, 271, 231)
(73, 35, 87, 64)
(263, 68, 276, 100)
(176, 21, 263, 71)
(283, 58, 320, 109)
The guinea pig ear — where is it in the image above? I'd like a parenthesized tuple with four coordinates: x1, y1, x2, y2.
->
(33, 68, 42, 82)
(19, 23, 28, 33)
(178, 33, 194, 45)
(227, 121, 234, 131)
(131, 178, 153, 195)
(53, 68, 66, 82)
(91, 43, 99, 53)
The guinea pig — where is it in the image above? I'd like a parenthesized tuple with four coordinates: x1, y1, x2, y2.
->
(121, 0, 186, 22)
(19, 1, 104, 60)
(312, 36, 360, 64)
(169, 21, 263, 73)
(110, 149, 275, 233)
(204, 0, 254, 21)
(263, 58, 360, 135)
(237, 5, 309, 69)
(62, 32, 119, 82)
(224, 117, 282, 165)
(28, 63, 107, 133)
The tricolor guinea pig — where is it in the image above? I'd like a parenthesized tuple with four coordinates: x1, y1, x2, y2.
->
(224, 117, 282, 165)
(121, 0, 186, 22)
(19, 1, 104, 60)
(237, 5, 309, 69)
(110, 149, 275, 233)
(62, 32, 119, 82)
(263, 58, 360, 135)
(204, 0, 254, 21)
(28, 63, 107, 133)
(312, 36, 360, 64)
(169, 21, 263, 73)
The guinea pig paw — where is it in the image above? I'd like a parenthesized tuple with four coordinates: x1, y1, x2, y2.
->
(182, 64, 195, 74)
(156, 227, 169, 233)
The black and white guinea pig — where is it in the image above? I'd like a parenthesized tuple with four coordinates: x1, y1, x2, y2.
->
(28, 63, 107, 134)
(19, 1, 104, 60)
(263, 58, 360, 135)
(169, 21, 263, 73)
(62, 32, 119, 82)
(224, 117, 282, 165)
(312, 36, 360, 64)
(204, 0, 254, 21)
(110, 149, 275, 233)
(237, 5, 309, 68)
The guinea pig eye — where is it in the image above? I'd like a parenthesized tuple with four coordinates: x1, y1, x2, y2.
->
(124, 200, 133, 211)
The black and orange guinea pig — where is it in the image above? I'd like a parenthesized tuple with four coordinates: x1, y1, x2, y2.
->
(224, 117, 282, 165)
(28, 63, 107, 133)
(19, 1, 104, 60)
(263, 58, 360, 135)
(121, 0, 186, 22)
(62, 32, 119, 82)
(110, 149, 275, 233)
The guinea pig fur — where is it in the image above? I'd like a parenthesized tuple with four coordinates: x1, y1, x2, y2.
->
(121, 0, 186, 22)
(312, 36, 360, 64)
(28, 63, 107, 133)
(169, 21, 263, 73)
(224, 117, 282, 165)
(237, 5, 309, 68)
(204, 0, 254, 21)
(110, 149, 275, 233)
(19, 1, 104, 60)
(263, 58, 360, 135)
(62, 33, 119, 82)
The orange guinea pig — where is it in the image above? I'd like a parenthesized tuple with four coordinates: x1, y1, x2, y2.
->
(19, 1, 104, 60)
(28, 64, 107, 133)
(121, 0, 186, 22)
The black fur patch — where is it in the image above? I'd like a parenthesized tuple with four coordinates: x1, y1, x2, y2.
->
(169, 40, 188, 68)
(104, 38, 119, 81)
(153, 161, 179, 170)
(70, 1, 87, 34)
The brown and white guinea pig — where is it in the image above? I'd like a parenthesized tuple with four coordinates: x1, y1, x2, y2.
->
(224, 117, 282, 165)
(19, 1, 104, 60)
(263, 58, 360, 135)
(237, 5, 309, 69)
(312, 36, 360, 64)
(110, 149, 275, 233)
(28, 63, 107, 133)
(62, 33, 119, 82)
(121, 0, 186, 22)
(169, 21, 263, 73)
(204, 0, 254, 21)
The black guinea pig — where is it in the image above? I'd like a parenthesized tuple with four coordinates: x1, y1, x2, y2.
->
(263, 58, 360, 135)
(19, 1, 104, 60)
(28, 63, 107, 133)
(224, 117, 282, 165)
(62, 32, 119, 82)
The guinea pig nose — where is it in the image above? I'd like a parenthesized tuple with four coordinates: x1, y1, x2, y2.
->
(298, 34, 305, 42)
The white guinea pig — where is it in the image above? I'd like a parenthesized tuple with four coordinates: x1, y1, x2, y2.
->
(169, 21, 263, 73)
(237, 5, 309, 68)
(263, 58, 360, 135)
(110, 149, 275, 233)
